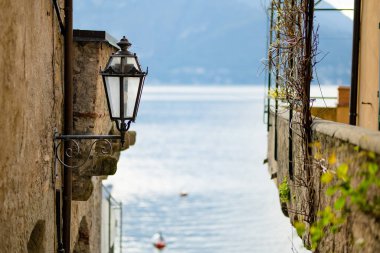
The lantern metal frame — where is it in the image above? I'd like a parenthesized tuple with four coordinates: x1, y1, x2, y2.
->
(101, 36, 147, 136)
(54, 36, 147, 169)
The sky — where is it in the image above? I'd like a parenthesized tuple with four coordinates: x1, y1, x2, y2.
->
(74, 0, 353, 85)
(74, 0, 269, 84)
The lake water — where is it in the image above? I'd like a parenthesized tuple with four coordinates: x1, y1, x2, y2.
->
(106, 85, 313, 253)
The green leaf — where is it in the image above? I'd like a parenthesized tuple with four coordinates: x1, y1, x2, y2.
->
(368, 151, 376, 160)
(329, 153, 337, 165)
(324, 206, 332, 214)
(326, 186, 338, 196)
(279, 177, 290, 203)
(294, 222, 306, 237)
(321, 171, 334, 184)
(350, 195, 360, 205)
(331, 224, 342, 233)
(311, 226, 323, 243)
(334, 197, 346, 210)
(321, 216, 330, 226)
(368, 162, 378, 176)
(337, 163, 349, 181)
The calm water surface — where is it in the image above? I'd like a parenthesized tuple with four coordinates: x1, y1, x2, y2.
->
(106, 85, 309, 253)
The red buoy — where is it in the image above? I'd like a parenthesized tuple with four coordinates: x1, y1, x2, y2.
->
(153, 241, 166, 250)
(152, 232, 166, 250)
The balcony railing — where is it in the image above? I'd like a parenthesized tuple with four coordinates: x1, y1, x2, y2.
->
(102, 185, 123, 253)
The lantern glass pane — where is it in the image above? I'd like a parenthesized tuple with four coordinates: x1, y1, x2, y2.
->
(109, 56, 121, 68)
(126, 56, 140, 71)
(123, 77, 141, 118)
(104, 76, 120, 118)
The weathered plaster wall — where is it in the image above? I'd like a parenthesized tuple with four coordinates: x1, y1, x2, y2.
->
(268, 111, 380, 252)
(0, 0, 64, 252)
(311, 107, 337, 122)
(357, 1, 380, 130)
(0, 2, 133, 252)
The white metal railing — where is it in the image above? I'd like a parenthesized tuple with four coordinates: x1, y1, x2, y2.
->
(101, 185, 123, 253)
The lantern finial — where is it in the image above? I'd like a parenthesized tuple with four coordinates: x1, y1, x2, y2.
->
(117, 36, 132, 51)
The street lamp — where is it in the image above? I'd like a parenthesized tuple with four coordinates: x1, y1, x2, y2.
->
(54, 36, 147, 168)
(101, 36, 147, 145)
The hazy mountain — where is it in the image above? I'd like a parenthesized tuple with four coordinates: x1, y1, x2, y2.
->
(74, 0, 353, 85)
(314, 2, 353, 85)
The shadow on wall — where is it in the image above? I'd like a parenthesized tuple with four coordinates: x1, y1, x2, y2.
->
(27, 220, 45, 253)
(73, 216, 90, 253)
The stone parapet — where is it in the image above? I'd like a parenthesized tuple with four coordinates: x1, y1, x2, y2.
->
(267, 111, 380, 253)
(312, 119, 380, 155)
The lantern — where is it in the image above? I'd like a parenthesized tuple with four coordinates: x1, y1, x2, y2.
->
(101, 36, 147, 138)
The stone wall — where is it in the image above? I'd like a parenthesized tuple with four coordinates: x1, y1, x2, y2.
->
(0, 0, 64, 252)
(0, 1, 133, 252)
(268, 111, 380, 252)
(70, 38, 136, 253)
(70, 40, 116, 253)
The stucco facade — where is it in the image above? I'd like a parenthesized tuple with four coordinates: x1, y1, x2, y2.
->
(357, 0, 380, 130)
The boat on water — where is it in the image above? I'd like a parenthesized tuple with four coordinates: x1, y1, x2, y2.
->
(152, 231, 166, 250)
(180, 190, 188, 197)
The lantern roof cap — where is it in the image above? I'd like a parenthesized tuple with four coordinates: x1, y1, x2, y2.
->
(115, 36, 134, 56)
(117, 36, 132, 50)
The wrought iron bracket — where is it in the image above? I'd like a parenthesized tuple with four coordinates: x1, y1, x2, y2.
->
(53, 129, 121, 170)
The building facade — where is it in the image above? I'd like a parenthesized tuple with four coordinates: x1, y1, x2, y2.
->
(356, 1, 380, 130)
(0, 1, 133, 252)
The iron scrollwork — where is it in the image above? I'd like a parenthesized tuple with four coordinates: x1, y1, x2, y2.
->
(53, 130, 121, 169)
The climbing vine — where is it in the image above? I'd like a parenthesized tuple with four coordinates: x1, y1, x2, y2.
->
(295, 147, 380, 251)
(266, 1, 380, 251)
(279, 177, 291, 203)
(268, 0, 319, 233)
